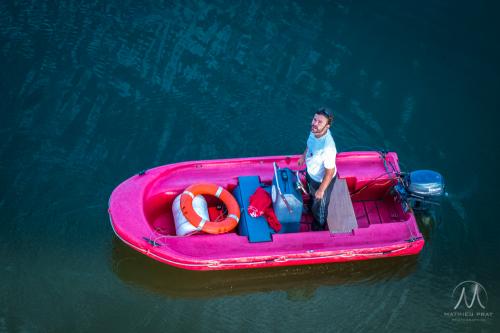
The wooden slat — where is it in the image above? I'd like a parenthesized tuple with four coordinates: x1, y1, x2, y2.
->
(352, 201, 369, 228)
(364, 201, 381, 224)
(327, 178, 358, 234)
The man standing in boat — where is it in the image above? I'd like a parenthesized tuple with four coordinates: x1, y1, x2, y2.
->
(298, 107, 337, 231)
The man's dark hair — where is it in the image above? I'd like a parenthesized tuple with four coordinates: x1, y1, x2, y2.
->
(315, 107, 334, 125)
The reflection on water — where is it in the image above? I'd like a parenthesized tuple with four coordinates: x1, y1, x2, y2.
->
(110, 237, 418, 299)
(414, 208, 443, 241)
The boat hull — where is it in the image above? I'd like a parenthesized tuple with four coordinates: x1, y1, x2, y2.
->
(108, 152, 424, 271)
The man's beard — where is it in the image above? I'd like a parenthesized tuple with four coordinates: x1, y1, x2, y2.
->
(312, 124, 328, 135)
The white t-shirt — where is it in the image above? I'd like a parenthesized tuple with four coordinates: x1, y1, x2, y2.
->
(305, 131, 337, 182)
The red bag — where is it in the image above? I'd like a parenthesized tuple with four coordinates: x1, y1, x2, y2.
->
(248, 187, 281, 232)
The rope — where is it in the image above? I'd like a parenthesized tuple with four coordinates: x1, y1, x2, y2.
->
(144, 229, 200, 247)
(147, 204, 230, 246)
(350, 171, 401, 197)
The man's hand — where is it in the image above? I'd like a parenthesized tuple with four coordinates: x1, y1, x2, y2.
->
(298, 155, 305, 166)
(314, 167, 335, 200)
(315, 188, 325, 200)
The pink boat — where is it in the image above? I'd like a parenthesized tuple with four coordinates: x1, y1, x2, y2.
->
(108, 152, 443, 271)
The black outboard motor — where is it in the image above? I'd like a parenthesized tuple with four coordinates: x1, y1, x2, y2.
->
(395, 170, 445, 211)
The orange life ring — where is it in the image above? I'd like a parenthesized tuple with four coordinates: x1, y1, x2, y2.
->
(180, 183, 240, 234)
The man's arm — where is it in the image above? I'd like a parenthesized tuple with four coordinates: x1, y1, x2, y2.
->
(315, 167, 335, 200)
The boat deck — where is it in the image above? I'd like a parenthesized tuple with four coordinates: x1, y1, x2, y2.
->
(147, 187, 406, 236)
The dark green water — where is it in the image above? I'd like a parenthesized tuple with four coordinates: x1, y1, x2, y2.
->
(1, 1, 499, 332)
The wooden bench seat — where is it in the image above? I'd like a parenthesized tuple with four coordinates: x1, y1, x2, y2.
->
(327, 178, 358, 234)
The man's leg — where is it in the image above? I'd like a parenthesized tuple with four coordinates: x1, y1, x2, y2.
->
(319, 175, 336, 227)
(309, 174, 337, 230)
(306, 173, 322, 230)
